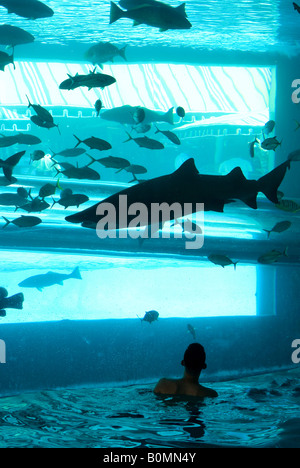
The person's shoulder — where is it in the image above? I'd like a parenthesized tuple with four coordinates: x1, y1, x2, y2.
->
(198, 385, 218, 398)
(153, 378, 178, 395)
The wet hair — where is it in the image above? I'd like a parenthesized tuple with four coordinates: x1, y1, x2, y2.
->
(183, 343, 207, 374)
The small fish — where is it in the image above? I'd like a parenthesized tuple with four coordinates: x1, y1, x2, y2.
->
(0, 287, 24, 317)
(0, 150, 25, 180)
(138, 310, 159, 324)
(0, 134, 18, 148)
(88, 155, 130, 171)
(124, 132, 164, 150)
(60, 188, 73, 199)
(39, 179, 62, 199)
(249, 137, 260, 158)
(293, 2, 300, 14)
(2, 215, 42, 229)
(60, 70, 116, 91)
(187, 323, 196, 339)
(263, 221, 292, 239)
(84, 41, 127, 68)
(0, 50, 14, 71)
(123, 164, 148, 177)
(55, 163, 101, 181)
(0, 188, 29, 208)
(154, 125, 181, 145)
(257, 248, 288, 265)
(18, 266, 82, 291)
(26, 95, 54, 123)
(261, 136, 281, 151)
(16, 133, 41, 145)
(95, 99, 103, 117)
(52, 193, 89, 209)
(208, 254, 238, 270)
(262, 120, 275, 136)
(30, 115, 60, 134)
(30, 150, 46, 162)
(50, 147, 86, 158)
(19, 197, 50, 213)
(73, 134, 112, 151)
(275, 199, 300, 213)
(176, 106, 185, 118)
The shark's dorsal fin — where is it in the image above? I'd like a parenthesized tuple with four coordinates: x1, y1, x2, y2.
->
(176, 3, 187, 17)
(174, 158, 199, 177)
(226, 167, 247, 182)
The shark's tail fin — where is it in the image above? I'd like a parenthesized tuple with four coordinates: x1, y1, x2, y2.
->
(70, 267, 82, 280)
(258, 160, 290, 204)
(4, 293, 24, 310)
(110, 2, 124, 24)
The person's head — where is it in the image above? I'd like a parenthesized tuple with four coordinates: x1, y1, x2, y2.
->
(181, 343, 207, 376)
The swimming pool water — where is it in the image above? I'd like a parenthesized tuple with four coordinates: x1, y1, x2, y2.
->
(0, 367, 300, 448)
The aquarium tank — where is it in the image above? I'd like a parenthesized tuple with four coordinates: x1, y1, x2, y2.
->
(0, 0, 299, 403)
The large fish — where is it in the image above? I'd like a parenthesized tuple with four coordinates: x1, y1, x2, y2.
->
(0, 50, 14, 71)
(109, 1, 192, 31)
(65, 158, 290, 230)
(101, 105, 174, 125)
(18, 267, 82, 291)
(0, 150, 25, 180)
(0, 0, 54, 19)
(0, 25, 34, 47)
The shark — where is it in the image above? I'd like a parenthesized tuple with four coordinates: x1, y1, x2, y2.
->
(65, 158, 291, 231)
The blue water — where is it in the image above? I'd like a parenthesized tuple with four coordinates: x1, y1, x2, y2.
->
(0, 0, 299, 449)
(0, 367, 300, 448)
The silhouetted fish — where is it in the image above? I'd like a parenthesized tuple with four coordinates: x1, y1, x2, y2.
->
(0, 24, 34, 47)
(101, 105, 174, 125)
(60, 70, 116, 91)
(109, 1, 192, 31)
(138, 310, 159, 324)
(85, 41, 127, 68)
(208, 254, 238, 270)
(0, 287, 24, 317)
(0, 0, 54, 19)
(18, 267, 82, 291)
(65, 158, 290, 230)
(263, 221, 292, 239)
(2, 215, 42, 229)
(73, 134, 112, 151)
(124, 132, 164, 149)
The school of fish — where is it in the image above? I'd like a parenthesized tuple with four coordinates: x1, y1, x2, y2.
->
(0, 0, 299, 320)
